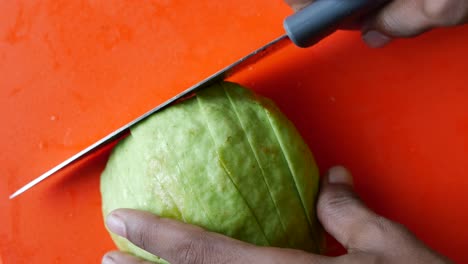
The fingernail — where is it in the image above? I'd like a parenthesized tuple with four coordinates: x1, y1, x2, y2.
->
(362, 30, 392, 48)
(102, 254, 116, 264)
(106, 212, 127, 237)
(328, 166, 353, 186)
(291, 3, 311, 11)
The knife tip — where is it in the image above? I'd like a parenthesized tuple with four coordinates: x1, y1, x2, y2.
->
(8, 183, 32, 199)
(9, 191, 20, 199)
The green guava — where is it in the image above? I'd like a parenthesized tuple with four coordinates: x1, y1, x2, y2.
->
(100, 82, 323, 263)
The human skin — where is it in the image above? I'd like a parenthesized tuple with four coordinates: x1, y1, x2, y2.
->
(102, 167, 452, 264)
(286, 0, 468, 47)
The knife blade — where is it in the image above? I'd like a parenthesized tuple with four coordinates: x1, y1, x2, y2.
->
(9, 0, 388, 199)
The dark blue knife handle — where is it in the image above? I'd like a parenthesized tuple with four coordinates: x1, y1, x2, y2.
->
(284, 0, 389, 48)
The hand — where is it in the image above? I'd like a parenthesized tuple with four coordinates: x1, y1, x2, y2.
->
(286, 0, 468, 48)
(102, 166, 452, 264)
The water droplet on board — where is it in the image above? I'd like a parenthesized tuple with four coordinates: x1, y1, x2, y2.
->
(50, 115, 57, 121)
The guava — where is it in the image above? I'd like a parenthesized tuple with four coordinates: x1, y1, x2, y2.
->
(101, 82, 323, 263)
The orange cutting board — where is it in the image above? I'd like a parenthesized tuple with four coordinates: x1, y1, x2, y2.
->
(1, 1, 468, 263)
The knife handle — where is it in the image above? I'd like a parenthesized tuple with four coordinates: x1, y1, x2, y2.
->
(284, 0, 389, 48)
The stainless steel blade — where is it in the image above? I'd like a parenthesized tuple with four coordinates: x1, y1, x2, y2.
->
(9, 34, 290, 199)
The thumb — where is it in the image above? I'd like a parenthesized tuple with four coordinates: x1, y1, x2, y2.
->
(284, 0, 314, 11)
(362, 0, 468, 48)
(317, 166, 394, 252)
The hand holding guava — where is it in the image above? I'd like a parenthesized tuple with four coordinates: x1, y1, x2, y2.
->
(102, 167, 451, 264)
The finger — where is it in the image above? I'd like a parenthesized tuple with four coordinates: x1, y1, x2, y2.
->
(105, 209, 329, 264)
(106, 209, 250, 263)
(284, 0, 314, 11)
(362, 0, 468, 47)
(102, 251, 153, 264)
(317, 166, 398, 252)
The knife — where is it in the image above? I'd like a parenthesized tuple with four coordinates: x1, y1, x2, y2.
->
(9, 0, 388, 199)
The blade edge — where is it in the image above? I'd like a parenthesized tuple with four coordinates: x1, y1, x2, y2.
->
(9, 34, 290, 199)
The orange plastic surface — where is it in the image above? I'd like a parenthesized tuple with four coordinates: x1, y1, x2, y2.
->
(1, 1, 468, 263)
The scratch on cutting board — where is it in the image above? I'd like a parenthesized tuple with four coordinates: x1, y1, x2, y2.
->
(63, 128, 73, 147)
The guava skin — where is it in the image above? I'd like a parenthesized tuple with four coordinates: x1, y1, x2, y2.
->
(101, 82, 322, 263)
